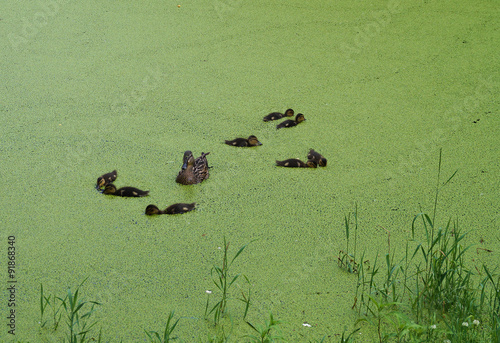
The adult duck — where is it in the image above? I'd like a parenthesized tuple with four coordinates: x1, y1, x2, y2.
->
(175, 151, 210, 185)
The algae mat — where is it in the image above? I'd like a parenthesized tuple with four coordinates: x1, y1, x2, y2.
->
(1, 0, 499, 341)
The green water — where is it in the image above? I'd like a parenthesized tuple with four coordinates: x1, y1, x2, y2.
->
(1, 0, 499, 341)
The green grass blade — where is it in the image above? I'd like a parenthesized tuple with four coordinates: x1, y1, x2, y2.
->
(443, 169, 458, 186)
(228, 273, 240, 287)
(230, 240, 256, 265)
(246, 321, 259, 333)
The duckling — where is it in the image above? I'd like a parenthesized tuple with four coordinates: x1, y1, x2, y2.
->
(225, 135, 262, 147)
(176, 151, 210, 185)
(275, 159, 317, 168)
(145, 204, 161, 215)
(96, 170, 117, 189)
(263, 108, 294, 122)
(307, 149, 327, 167)
(276, 113, 306, 129)
(145, 203, 196, 215)
(102, 184, 149, 197)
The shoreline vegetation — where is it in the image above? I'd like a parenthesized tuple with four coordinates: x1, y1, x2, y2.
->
(25, 151, 499, 342)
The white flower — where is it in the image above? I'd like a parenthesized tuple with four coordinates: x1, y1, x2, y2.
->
(443, 340, 451, 343)
(302, 323, 311, 327)
(205, 290, 212, 294)
(473, 319, 480, 326)
(462, 322, 469, 327)
(430, 324, 437, 329)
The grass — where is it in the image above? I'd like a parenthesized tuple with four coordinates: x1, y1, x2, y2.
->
(339, 327, 361, 342)
(237, 274, 252, 321)
(245, 312, 284, 342)
(205, 237, 253, 325)
(144, 311, 180, 342)
(39, 278, 102, 343)
(39, 283, 65, 331)
(33, 217, 499, 342)
(59, 278, 101, 343)
(342, 149, 499, 342)
(481, 266, 500, 342)
(338, 202, 360, 274)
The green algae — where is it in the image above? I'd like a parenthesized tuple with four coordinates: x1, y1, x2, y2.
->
(1, 0, 499, 341)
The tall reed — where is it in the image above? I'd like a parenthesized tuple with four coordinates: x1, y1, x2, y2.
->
(482, 266, 500, 341)
(349, 149, 500, 341)
(338, 203, 359, 273)
(39, 278, 102, 343)
(58, 278, 101, 343)
(206, 237, 253, 325)
(39, 283, 65, 331)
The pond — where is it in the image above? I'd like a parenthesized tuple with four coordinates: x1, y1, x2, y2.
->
(1, 0, 498, 341)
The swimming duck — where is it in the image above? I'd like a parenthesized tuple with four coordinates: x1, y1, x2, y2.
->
(175, 151, 210, 185)
(145, 203, 196, 215)
(275, 159, 317, 168)
(96, 170, 117, 189)
(225, 135, 262, 147)
(263, 108, 294, 122)
(276, 113, 306, 129)
(102, 184, 149, 197)
(307, 149, 327, 167)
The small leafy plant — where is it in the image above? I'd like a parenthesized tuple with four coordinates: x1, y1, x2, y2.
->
(338, 203, 359, 273)
(206, 237, 253, 325)
(39, 278, 102, 343)
(58, 278, 101, 343)
(39, 283, 65, 331)
(245, 312, 284, 342)
(144, 310, 180, 342)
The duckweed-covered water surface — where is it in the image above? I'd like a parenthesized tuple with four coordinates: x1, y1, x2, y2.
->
(1, 0, 499, 341)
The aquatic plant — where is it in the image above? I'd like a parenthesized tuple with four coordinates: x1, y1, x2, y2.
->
(238, 275, 252, 320)
(481, 266, 500, 342)
(347, 149, 498, 342)
(39, 278, 102, 343)
(203, 325, 232, 343)
(58, 278, 101, 343)
(144, 310, 180, 343)
(245, 312, 284, 342)
(339, 327, 360, 342)
(355, 294, 401, 342)
(206, 237, 253, 325)
(39, 283, 65, 331)
(337, 203, 359, 273)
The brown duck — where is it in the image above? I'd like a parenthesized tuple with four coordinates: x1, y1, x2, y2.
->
(225, 135, 262, 147)
(263, 108, 294, 122)
(307, 149, 327, 167)
(102, 184, 149, 197)
(96, 170, 117, 189)
(276, 113, 306, 129)
(175, 151, 210, 185)
(275, 159, 317, 168)
(145, 203, 196, 215)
